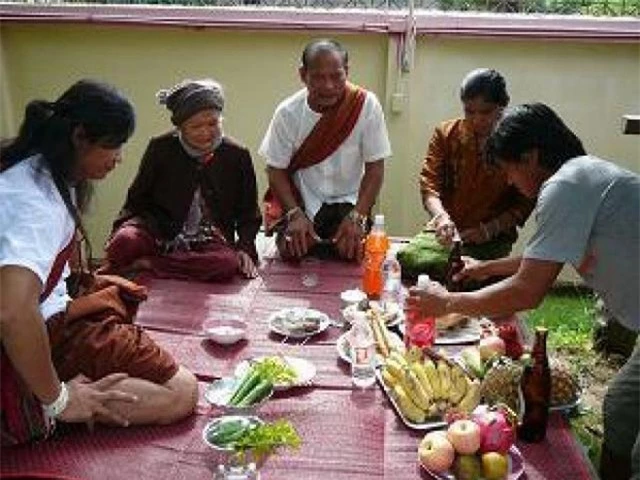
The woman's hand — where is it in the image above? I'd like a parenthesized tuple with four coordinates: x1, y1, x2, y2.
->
(427, 212, 457, 246)
(453, 256, 489, 282)
(237, 251, 259, 278)
(57, 373, 138, 427)
(406, 281, 450, 318)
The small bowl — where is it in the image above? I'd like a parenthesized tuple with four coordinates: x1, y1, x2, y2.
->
(205, 377, 273, 414)
(340, 288, 367, 308)
(204, 317, 248, 345)
(202, 414, 264, 451)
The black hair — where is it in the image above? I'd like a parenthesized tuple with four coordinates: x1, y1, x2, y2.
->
(301, 39, 348, 69)
(460, 68, 510, 107)
(485, 103, 586, 172)
(1, 79, 135, 263)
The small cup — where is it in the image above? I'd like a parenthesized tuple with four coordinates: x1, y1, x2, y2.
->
(340, 288, 367, 308)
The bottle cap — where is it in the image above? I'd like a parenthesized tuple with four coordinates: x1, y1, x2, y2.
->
(373, 214, 385, 226)
(417, 274, 430, 288)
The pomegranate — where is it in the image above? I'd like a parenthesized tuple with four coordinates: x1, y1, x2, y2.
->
(471, 404, 516, 454)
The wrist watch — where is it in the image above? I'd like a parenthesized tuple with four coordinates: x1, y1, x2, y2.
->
(43, 382, 69, 419)
(347, 209, 368, 231)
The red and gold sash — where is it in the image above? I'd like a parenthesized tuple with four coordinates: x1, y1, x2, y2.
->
(263, 83, 366, 235)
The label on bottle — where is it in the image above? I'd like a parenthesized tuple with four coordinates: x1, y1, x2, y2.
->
(354, 346, 371, 365)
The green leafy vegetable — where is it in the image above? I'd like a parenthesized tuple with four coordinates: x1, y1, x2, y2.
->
(253, 357, 297, 384)
(233, 420, 301, 459)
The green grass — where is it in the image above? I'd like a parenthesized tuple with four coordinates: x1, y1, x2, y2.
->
(526, 285, 597, 354)
(524, 285, 602, 470)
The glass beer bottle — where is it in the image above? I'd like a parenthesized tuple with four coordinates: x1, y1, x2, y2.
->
(445, 239, 464, 292)
(518, 327, 551, 443)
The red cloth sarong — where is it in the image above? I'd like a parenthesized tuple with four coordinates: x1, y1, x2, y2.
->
(104, 223, 238, 282)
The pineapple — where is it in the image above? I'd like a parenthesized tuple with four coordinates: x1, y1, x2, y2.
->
(550, 358, 581, 406)
(480, 357, 523, 413)
(481, 357, 580, 411)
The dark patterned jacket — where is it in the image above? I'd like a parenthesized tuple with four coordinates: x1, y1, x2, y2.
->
(113, 132, 261, 262)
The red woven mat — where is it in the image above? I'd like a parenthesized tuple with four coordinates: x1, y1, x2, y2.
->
(135, 277, 262, 334)
(3, 257, 596, 480)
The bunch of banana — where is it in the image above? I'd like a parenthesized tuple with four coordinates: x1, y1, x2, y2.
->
(380, 347, 482, 425)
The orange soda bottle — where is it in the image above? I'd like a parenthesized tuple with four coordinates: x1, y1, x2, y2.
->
(362, 214, 390, 299)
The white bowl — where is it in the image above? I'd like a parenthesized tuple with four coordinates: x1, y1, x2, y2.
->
(340, 288, 367, 308)
(204, 318, 248, 345)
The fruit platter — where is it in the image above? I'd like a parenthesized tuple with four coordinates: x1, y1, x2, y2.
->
(457, 329, 582, 413)
(377, 346, 482, 430)
(418, 405, 524, 480)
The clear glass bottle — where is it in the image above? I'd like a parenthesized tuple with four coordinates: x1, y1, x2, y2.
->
(380, 250, 402, 310)
(350, 311, 376, 388)
(518, 327, 551, 443)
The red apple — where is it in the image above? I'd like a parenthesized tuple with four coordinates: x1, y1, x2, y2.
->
(447, 419, 481, 455)
(418, 431, 455, 473)
(479, 336, 506, 361)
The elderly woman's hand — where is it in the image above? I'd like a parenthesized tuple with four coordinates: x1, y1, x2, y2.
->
(406, 280, 450, 318)
(427, 212, 457, 247)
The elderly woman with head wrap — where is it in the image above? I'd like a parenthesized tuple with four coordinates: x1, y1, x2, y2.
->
(104, 79, 262, 281)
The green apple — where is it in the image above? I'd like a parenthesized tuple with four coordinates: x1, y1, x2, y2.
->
(482, 451, 509, 480)
(452, 454, 482, 480)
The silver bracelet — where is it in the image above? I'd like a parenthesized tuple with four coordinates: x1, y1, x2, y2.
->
(43, 382, 69, 419)
(285, 206, 303, 222)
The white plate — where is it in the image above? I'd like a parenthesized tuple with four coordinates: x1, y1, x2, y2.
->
(267, 308, 331, 339)
(336, 331, 405, 366)
(400, 317, 490, 345)
(374, 368, 447, 430)
(234, 355, 317, 390)
(341, 301, 404, 328)
(204, 377, 273, 413)
(419, 444, 525, 480)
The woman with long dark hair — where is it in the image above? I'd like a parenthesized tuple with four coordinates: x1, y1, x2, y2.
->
(409, 103, 639, 480)
(0, 80, 197, 445)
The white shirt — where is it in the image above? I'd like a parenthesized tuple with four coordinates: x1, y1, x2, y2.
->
(0, 155, 75, 320)
(259, 88, 392, 219)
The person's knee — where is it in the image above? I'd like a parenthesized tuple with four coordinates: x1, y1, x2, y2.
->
(158, 366, 198, 424)
(105, 225, 156, 267)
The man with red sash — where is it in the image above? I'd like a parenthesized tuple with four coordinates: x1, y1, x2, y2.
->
(260, 39, 392, 261)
